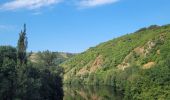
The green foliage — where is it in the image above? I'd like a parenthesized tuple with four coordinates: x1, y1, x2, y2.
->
(0, 25, 64, 99)
(17, 24, 28, 65)
(0, 46, 64, 100)
(35, 50, 74, 67)
(0, 58, 16, 99)
(62, 24, 170, 99)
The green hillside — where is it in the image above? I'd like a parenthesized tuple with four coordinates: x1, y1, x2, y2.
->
(29, 51, 75, 66)
(62, 24, 170, 99)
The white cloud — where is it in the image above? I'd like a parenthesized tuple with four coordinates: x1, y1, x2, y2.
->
(0, 0, 62, 10)
(0, 24, 17, 32)
(78, 0, 119, 8)
(32, 11, 42, 15)
(0, 0, 119, 11)
(0, 25, 7, 29)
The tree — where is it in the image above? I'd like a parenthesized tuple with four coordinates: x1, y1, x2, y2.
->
(17, 24, 28, 65)
(16, 24, 28, 99)
(39, 50, 56, 66)
(0, 24, 64, 100)
(40, 68, 63, 100)
(0, 46, 17, 100)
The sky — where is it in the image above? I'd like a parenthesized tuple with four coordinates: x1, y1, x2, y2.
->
(0, 0, 170, 53)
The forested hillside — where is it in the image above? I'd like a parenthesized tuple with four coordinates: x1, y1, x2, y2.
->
(62, 24, 170, 99)
(29, 51, 75, 67)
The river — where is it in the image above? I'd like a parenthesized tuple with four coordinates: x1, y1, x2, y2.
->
(63, 85, 123, 100)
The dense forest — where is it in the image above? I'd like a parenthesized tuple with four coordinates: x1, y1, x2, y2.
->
(0, 25, 66, 100)
(62, 24, 170, 100)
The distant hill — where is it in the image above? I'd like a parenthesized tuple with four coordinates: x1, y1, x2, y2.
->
(61, 24, 170, 99)
(29, 51, 75, 66)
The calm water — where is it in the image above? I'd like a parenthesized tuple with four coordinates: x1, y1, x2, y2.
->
(63, 85, 123, 100)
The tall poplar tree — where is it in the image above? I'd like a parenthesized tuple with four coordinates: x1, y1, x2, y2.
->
(17, 24, 28, 65)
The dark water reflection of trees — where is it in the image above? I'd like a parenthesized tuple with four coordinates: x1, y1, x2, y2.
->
(63, 85, 123, 100)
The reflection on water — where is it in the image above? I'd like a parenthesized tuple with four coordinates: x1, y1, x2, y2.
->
(63, 85, 123, 100)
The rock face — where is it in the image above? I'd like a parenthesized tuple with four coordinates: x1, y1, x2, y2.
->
(143, 62, 155, 69)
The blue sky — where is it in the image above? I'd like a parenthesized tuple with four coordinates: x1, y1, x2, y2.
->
(0, 0, 170, 53)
